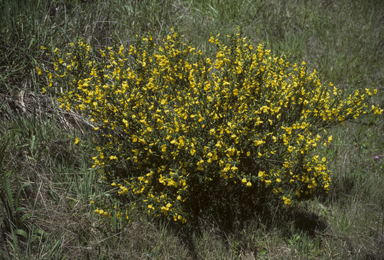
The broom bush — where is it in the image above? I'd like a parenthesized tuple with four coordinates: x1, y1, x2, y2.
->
(37, 28, 382, 225)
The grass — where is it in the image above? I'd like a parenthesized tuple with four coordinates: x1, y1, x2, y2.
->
(0, 0, 383, 258)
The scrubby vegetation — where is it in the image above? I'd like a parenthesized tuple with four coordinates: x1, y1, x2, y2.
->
(1, 0, 384, 259)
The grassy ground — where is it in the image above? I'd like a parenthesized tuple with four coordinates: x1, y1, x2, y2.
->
(0, 0, 383, 259)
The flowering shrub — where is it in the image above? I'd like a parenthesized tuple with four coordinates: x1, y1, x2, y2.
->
(38, 28, 382, 224)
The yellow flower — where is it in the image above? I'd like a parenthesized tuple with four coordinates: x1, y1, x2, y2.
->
(75, 137, 79, 144)
(283, 196, 291, 205)
(246, 182, 252, 187)
(254, 140, 265, 146)
(242, 178, 247, 184)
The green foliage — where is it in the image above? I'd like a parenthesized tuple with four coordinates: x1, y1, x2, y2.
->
(38, 27, 382, 225)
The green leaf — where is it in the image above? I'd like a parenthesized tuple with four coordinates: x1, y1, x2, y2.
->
(14, 229, 28, 239)
(30, 229, 47, 243)
(2, 173, 14, 215)
(15, 207, 27, 213)
(15, 183, 31, 209)
(20, 213, 33, 224)
(44, 237, 63, 259)
(111, 212, 117, 233)
(259, 249, 267, 256)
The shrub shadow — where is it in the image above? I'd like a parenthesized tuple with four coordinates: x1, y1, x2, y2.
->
(154, 190, 329, 259)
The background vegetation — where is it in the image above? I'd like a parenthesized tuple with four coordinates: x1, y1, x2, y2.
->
(0, 0, 383, 259)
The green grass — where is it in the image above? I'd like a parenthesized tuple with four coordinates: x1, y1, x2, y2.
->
(1, 0, 383, 259)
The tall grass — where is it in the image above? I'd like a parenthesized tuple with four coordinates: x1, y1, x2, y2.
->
(0, 0, 383, 259)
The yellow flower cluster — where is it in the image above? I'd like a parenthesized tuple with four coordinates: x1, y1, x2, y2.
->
(94, 208, 111, 218)
(94, 207, 126, 221)
(38, 28, 382, 223)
